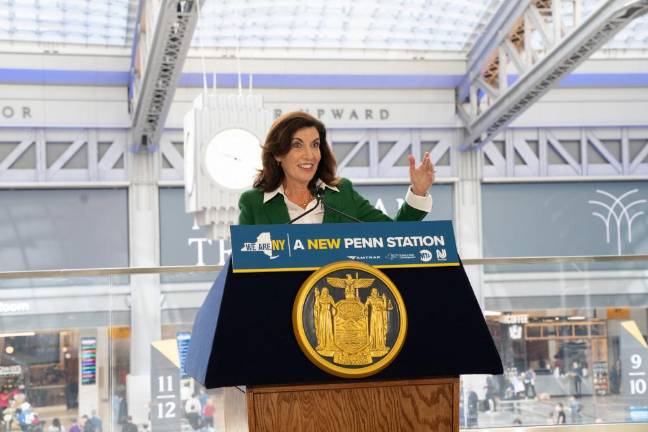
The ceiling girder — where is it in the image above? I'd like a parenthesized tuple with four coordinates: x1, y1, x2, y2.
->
(130, 0, 205, 152)
(457, 0, 648, 150)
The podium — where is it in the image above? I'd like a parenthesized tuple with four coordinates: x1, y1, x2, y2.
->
(186, 221, 502, 431)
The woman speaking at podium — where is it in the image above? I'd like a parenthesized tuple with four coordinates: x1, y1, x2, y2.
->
(238, 111, 435, 225)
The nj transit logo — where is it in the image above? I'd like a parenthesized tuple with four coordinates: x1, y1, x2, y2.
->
(240, 232, 285, 260)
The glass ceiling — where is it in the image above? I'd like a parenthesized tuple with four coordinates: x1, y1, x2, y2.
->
(0, 0, 136, 46)
(594, 0, 648, 51)
(0, 0, 645, 52)
(194, 0, 503, 52)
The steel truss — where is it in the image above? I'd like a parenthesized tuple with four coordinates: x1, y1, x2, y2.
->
(482, 127, 648, 178)
(458, 0, 648, 149)
(0, 129, 127, 183)
(130, 0, 204, 152)
(1, 127, 646, 184)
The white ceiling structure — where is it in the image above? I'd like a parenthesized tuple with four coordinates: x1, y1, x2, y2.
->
(1, 0, 646, 54)
(0, 0, 137, 46)
(2, 0, 647, 154)
(193, 0, 504, 52)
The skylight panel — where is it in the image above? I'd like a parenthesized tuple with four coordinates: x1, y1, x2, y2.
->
(1, 0, 134, 46)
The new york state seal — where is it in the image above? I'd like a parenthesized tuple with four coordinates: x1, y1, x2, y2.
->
(292, 261, 407, 378)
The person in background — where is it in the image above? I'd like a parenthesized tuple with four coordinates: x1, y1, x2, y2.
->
(18, 401, 32, 432)
(484, 375, 499, 412)
(184, 393, 201, 431)
(197, 388, 208, 425)
(466, 388, 479, 428)
(523, 368, 536, 399)
(81, 415, 94, 432)
(48, 417, 65, 432)
(117, 393, 128, 427)
(13, 386, 26, 407)
(121, 416, 137, 432)
(570, 361, 583, 397)
(554, 403, 566, 424)
(538, 358, 548, 370)
(610, 360, 621, 394)
(89, 410, 102, 432)
(0, 388, 9, 418)
(111, 394, 120, 427)
(68, 418, 81, 432)
(569, 396, 583, 423)
(509, 373, 525, 414)
(202, 398, 215, 430)
(65, 382, 77, 410)
(31, 413, 43, 432)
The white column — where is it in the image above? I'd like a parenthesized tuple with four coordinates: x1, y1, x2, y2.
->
(127, 150, 161, 424)
(96, 328, 109, 424)
(454, 129, 484, 307)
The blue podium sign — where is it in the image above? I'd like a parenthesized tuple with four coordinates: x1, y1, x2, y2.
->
(230, 220, 459, 273)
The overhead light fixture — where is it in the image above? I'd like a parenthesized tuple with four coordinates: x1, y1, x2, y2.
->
(483, 310, 502, 317)
(4, 346, 14, 354)
(568, 316, 586, 321)
(0, 332, 36, 338)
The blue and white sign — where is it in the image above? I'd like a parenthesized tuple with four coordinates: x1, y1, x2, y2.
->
(629, 406, 648, 422)
(230, 220, 459, 273)
(176, 332, 191, 378)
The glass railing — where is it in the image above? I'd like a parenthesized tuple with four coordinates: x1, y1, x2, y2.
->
(0, 256, 647, 432)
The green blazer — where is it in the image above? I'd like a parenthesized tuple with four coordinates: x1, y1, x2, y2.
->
(238, 178, 427, 225)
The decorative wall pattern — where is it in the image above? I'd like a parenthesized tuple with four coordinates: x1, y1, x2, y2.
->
(483, 127, 648, 178)
(0, 129, 128, 183)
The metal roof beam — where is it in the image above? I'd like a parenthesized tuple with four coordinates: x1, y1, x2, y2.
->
(457, 0, 532, 103)
(459, 0, 648, 150)
(130, 0, 204, 152)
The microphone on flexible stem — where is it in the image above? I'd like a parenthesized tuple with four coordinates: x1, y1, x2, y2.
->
(315, 186, 362, 223)
(288, 185, 322, 224)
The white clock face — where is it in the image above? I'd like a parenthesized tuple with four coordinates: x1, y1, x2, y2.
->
(204, 128, 261, 190)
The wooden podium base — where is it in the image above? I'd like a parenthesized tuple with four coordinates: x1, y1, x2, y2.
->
(246, 377, 459, 432)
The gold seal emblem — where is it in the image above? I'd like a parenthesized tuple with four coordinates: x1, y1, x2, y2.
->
(292, 261, 407, 378)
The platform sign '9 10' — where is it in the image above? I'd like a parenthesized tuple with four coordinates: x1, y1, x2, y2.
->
(628, 354, 647, 395)
(620, 321, 648, 398)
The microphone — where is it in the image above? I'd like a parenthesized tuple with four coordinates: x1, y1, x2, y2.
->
(288, 185, 322, 224)
(316, 185, 362, 223)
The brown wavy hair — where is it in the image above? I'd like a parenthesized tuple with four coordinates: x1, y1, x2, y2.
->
(254, 111, 339, 192)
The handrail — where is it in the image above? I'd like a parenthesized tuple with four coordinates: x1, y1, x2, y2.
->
(1, 254, 648, 280)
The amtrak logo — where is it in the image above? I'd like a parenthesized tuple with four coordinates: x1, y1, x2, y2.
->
(240, 232, 284, 260)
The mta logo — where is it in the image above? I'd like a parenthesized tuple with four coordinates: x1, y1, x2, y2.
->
(241, 232, 285, 260)
(419, 249, 432, 262)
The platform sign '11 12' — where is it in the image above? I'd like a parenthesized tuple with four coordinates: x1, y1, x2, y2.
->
(151, 344, 181, 432)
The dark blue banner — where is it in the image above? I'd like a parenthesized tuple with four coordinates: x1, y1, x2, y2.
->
(230, 220, 459, 272)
